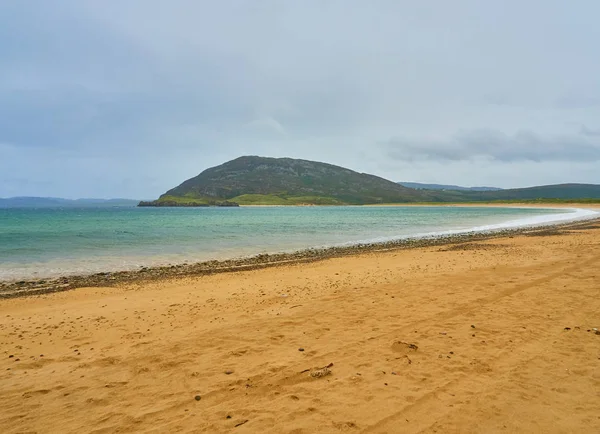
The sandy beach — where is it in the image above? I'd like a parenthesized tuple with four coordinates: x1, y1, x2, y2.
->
(1, 219, 600, 433)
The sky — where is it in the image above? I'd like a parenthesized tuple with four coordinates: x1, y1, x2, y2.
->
(1, 0, 599, 199)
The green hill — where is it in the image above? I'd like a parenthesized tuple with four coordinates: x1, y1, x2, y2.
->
(459, 184, 600, 202)
(139, 156, 600, 206)
(398, 182, 502, 191)
(141, 156, 432, 206)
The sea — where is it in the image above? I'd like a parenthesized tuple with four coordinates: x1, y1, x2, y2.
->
(0, 205, 597, 281)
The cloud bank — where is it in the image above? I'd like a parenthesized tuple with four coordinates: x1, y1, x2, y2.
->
(1, 1, 599, 197)
(385, 129, 600, 162)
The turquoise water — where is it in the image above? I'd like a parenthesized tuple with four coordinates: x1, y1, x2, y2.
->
(0, 205, 591, 280)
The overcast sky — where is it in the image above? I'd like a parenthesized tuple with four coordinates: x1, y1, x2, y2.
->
(1, 1, 599, 198)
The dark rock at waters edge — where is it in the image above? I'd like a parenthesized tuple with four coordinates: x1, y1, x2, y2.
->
(138, 200, 239, 207)
(1, 218, 598, 300)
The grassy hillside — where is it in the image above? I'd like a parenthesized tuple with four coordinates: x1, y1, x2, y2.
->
(148, 156, 431, 205)
(460, 184, 600, 201)
(398, 182, 502, 191)
(231, 194, 346, 205)
(139, 156, 600, 206)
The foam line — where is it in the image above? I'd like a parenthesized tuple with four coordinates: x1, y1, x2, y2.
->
(337, 207, 600, 247)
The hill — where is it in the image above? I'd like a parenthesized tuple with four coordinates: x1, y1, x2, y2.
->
(0, 197, 140, 208)
(140, 156, 600, 206)
(398, 182, 502, 191)
(457, 184, 600, 202)
(141, 156, 432, 206)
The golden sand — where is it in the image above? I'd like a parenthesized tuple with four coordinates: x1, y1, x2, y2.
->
(1, 221, 599, 433)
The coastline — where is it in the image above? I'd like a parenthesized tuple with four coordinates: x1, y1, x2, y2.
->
(2, 211, 599, 433)
(2, 211, 599, 299)
(361, 202, 600, 208)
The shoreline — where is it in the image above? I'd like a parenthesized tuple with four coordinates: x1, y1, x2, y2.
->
(242, 202, 600, 207)
(2, 212, 600, 432)
(2, 215, 599, 299)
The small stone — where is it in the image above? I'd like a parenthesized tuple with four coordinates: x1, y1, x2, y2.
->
(226, 415, 232, 419)
(564, 327, 571, 331)
(298, 348, 304, 352)
(225, 369, 234, 375)
(194, 395, 201, 401)
(471, 325, 476, 329)
(8, 355, 13, 358)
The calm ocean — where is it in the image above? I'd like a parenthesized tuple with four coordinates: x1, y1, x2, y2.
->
(0, 206, 596, 281)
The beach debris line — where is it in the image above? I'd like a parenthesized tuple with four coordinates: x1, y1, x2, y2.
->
(6, 220, 591, 300)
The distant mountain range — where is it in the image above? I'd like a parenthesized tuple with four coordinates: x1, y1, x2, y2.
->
(3, 157, 599, 207)
(139, 156, 600, 206)
(0, 197, 140, 208)
(397, 182, 502, 191)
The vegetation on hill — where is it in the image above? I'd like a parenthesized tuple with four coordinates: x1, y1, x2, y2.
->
(398, 182, 502, 191)
(139, 156, 600, 206)
(457, 184, 600, 201)
(143, 156, 430, 206)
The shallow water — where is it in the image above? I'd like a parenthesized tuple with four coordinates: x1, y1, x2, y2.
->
(0, 205, 596, 280)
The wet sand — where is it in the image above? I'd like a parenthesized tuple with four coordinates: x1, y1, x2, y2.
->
(1, 220, 600, 433)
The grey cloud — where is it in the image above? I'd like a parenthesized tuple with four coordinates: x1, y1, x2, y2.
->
(1, 1, 600, 197)
(385, 129, 600, 163)
(555, 95, 600, 109)
(581, 125, 600, 137)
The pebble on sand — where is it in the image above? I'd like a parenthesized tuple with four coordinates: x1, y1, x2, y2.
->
(194, 395, 201, 401)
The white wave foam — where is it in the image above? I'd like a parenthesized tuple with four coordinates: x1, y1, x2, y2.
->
(460, 207, 598, 232)
(335, 207, 600, 247)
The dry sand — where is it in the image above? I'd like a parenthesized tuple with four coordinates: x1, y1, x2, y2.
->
(1, 221, 600, 433)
